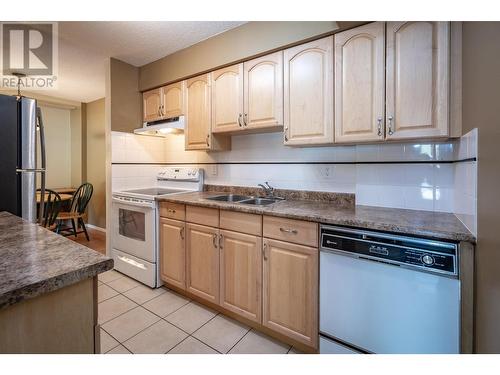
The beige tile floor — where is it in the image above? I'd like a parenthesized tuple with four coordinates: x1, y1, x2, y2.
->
(98, 269, 302, 354)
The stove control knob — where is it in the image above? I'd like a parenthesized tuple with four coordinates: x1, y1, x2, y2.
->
(422, 254, 434, 266)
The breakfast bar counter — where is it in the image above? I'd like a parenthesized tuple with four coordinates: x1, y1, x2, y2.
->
(0, 211, 113, 353)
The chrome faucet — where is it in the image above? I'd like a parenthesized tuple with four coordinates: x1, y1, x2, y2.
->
(258, 182, 275, 198)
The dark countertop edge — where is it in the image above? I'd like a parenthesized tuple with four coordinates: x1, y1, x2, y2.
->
(0, 258, 113, 310)
(157, 195, 476, 244)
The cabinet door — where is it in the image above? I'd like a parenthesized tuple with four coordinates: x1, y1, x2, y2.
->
(143, 88, 162, 122)
(219, 230, 262, 323)
(284, 36, 334, 146)
(211, 64, 244, 133)
(185, 223, 219, 304)
(163, 81, 185, 118)
(243, 52, 284, 130)
(185, 74, 212, 150)
(262, 238, 318, 348)
(386, 21, 449, 140)
(159, 218, 185, 290)
(334, 22, 385, 143)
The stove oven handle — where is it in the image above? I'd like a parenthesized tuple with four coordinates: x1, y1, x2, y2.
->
(112, 197, 155, 208)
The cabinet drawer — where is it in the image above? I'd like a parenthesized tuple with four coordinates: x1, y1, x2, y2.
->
(263, 216, 318, 247)
(186, 205, 219, 227)
(159, 202, 185, 220)
(220, 210, 262, 236)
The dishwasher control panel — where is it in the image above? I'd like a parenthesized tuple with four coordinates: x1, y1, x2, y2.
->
(320, 225, 458, 277)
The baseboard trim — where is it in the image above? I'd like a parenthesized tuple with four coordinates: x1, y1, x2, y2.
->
(86, 224, 106, 233)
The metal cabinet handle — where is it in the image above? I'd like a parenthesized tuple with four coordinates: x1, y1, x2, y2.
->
(279, 227, 298, 234)
(167, 208, 176, 214)
(284, 126, 289, 142)
(243, 113, 248, 126)
(238, 113, 243, 127)
(219, 233, 224, 249)
(387, 116, 394, 136)
(206, 134, 210, 147)
(263, 242, 268, 261)
(377, 117, 383, 136)
(180, 227, 185, 240)
(213, 233, 218, 248)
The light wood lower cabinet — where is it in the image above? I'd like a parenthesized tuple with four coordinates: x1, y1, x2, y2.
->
(160, 205, 319, 350)
(185, 223, 220, 304)
(159, 218, 186, 290)
(262, 238, 318, 348)
(219, 230, 262, 323)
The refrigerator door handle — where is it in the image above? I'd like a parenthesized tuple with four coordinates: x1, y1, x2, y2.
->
(36, 107, 47, 224)
(16, 168, 46, 173)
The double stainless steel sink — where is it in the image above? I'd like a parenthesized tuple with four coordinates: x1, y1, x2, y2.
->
(206, 194, 282, 206)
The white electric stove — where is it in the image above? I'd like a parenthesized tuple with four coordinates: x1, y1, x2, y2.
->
(111, 167, 203, 287)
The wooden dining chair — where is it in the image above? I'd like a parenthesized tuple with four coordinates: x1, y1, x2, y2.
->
(37, 189, 62, 229)
(55, 183, 93, 240)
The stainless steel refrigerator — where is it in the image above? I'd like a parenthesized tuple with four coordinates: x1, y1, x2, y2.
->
(0, 94, 46, 223)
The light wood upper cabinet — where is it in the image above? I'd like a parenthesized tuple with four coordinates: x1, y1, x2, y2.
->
(185, 223, 220, 304)
(185, 73, 230, 151)
(159, 218, 186, 290)
(243, 52, 284, 130)
(211, 64, 244, 133)
(143, 88, 162, 122)
(284, 36, 334, 146)
(185, 74, 212, 150)
(262, 238, 318, 348)
(386, 21, 450, 140)
(163, 81, 185, 118)
(219, 230, 262, 323)
(211, 52, 284, 134)
(335, 22, 385, 143)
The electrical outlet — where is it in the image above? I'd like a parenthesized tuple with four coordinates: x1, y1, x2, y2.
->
(211, 165, 218, 176)
(320, 166, 333, 179)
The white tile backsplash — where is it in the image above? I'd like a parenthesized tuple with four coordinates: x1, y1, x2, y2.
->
(110, 130, 478, 222)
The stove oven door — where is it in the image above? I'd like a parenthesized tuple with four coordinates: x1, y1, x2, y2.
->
(111, 197, 156, 262)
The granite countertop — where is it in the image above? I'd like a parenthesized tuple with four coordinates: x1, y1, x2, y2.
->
(0, 211, 113, 309)
(159, 191, 475, 243)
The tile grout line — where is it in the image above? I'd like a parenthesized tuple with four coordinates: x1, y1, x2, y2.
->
(103, 288, 192, 352)
(98, 296, 139, 325)
(99, 276, 290, 354)
(162, 302, 219, 337)
(99, 329, 121, 354)
(99, 285, 177, 325)
(164, 335, 192, 354)
(225, 327, 252, 354)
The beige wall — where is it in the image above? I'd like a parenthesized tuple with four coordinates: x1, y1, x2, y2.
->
(70, 106, 83, 187)
(138, 21, 361, 91)
(110, 58, 142, 133)
(86, 98, 106, 229)
(38, 105, 72, 188)
(462, 21, 500, 353)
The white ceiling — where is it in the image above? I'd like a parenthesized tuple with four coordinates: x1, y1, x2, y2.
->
(35, 21, 246, 103)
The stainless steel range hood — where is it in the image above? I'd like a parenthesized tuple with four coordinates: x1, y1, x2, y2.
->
(134, 116, 185, 137)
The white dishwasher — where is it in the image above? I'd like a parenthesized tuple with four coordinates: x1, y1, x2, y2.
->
(319, 225, 460, 354)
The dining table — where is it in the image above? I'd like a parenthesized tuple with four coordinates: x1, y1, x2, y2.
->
(36, 192, 73, 203)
